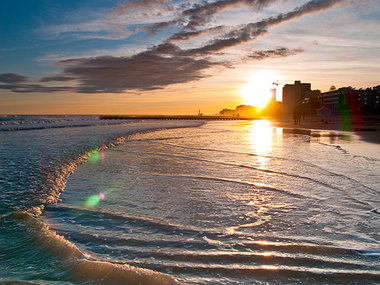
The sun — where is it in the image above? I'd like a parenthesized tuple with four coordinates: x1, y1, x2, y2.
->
(241, 70, 279, 108)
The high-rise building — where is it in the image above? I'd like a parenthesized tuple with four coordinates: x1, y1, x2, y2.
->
(282, 81, 311, 110)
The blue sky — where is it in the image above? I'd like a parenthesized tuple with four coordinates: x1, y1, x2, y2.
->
(1, 0, 380, 114)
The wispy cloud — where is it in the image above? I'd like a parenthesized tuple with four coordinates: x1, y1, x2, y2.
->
(168, 25, 227, 42)
(181, 0, 280, 30)
(0, 82, 72, 93)
(157, 0, 342, 58)
(105, 0, 177, 38)
(145, 0, 280, 35)
(246, 47, 304, 60)
(180, 0, 343, 55)
(110, 0, 173, 15)
(40, 0, 176, 40)
(40, 76, 76, 82)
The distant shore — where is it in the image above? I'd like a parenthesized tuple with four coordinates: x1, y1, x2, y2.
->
(99, 115, 259, 121)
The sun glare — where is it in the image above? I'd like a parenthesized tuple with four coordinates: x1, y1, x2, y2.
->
(241, 70, 279, 108)
(248, 120, 272, 165)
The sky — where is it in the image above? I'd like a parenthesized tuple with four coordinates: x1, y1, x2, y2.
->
(1, 0, 379, 115)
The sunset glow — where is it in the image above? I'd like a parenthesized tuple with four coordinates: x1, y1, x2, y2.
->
(0, 1, 378, 114)
(248, 120, 272, 166)
(241, 70, 279, 108)
(1, 1, 380, 282)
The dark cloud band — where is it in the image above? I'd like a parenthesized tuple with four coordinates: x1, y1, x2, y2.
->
(0, 73, 29, 84)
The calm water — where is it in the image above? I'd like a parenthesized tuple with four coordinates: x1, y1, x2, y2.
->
(1, 117, 379, 284)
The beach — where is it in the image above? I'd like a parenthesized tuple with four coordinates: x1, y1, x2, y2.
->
(1, 116, 379, 284)
(2, 0, 379, 283)
(101, 114, 380, 144)
(271, 115, 380, 144)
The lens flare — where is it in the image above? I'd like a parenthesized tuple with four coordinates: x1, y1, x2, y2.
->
(88, 151, 100, 163)
(84, 186, 119, 208)
(88, 149, 105, 163)
(84, 194, 101, 208)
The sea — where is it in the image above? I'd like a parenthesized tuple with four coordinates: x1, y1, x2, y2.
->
(0, 115, 379, 284)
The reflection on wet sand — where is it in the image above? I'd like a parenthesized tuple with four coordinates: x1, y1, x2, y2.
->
(248, 120, 272, 167)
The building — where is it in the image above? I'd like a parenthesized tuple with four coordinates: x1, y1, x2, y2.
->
(357, 85, 380, 112)
(282, 81, 311, 110)
(321, 87, 358, 113)
(305, 89, 321, 100)
(320, 85, 380, 115)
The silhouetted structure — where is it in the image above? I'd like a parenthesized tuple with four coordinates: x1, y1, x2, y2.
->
(321, 87, 358, 113)
(305, 89, 321, 100)
(218, 105, 258, 117)
(215, 83, 380, 120)
(357, 85, 380, 114)
(320, 85, 380, 115)
(282, 81, 311, 111)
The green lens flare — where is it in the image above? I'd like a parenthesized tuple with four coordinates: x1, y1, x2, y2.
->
(84, 194, 101, 208)
(83, 186, 119, 208)
(88, 151, 101, 163)
(87, 150, 105, 163)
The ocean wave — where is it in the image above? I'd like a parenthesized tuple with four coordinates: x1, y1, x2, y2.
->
(2, 211, 177, 285)
(148, 140, 379, 196)
(0, 120, 205, 283)
(124, 261, 380, 284)
(118, 149, 348, 192)
(39, 204, 379, 284)
(1, 120, 204, 212)
(2, 120, 379, 284)
(0, 119, 139, 132)
(46, 204, 204, 237)
(147, 172, 319, 200)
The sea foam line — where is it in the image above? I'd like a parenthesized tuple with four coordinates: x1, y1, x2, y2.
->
(120, 149, 345, 192)
(143, 172, 318, 202)
(146, 140, 378, 195)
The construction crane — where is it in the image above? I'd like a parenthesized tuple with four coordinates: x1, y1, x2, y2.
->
(272, 80, 286, 102)
(272, 80, 286, 87)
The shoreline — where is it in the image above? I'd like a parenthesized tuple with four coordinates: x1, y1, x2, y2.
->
(271, 115, 380, 144)
(99, 114, 380, 144)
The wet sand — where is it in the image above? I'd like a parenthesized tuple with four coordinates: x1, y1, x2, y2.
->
(273, 115, 380, 144)
(100, 114, 380, 144)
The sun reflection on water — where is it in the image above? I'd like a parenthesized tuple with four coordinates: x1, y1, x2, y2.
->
(246, 120, 284, 167)
(248, 120, 273, 166)
(225, 122, 290, 236)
